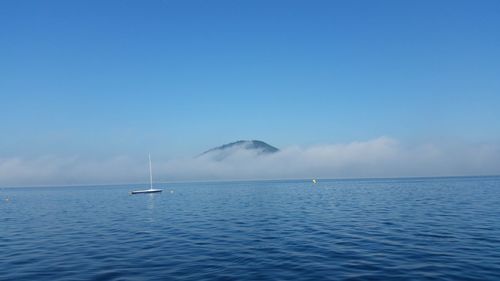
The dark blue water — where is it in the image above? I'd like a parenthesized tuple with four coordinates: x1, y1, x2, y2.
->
(1, 177, 500, 281)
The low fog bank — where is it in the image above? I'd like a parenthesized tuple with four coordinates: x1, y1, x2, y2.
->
(163, 137, 500, 180)
(2, 137, 500, 186)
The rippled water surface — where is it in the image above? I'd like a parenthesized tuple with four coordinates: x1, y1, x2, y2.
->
(2, 177, 500, 280)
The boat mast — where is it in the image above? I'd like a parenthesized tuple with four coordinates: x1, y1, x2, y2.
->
(149, 153, 153, 190)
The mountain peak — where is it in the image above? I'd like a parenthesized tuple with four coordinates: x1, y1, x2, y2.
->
(198, 140, 279, 160)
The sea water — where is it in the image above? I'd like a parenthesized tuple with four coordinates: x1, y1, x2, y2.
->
(1, 177, 500, 280)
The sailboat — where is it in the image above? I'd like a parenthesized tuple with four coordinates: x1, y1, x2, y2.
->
(131, 154, 163, 194)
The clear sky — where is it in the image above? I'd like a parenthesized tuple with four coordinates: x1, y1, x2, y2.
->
(1, 1, 499, 170)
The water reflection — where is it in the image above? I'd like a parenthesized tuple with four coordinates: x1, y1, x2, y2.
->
(146, 193, 156, 211)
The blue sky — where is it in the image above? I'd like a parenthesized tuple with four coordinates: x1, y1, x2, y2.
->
(1, 0, 499, 162)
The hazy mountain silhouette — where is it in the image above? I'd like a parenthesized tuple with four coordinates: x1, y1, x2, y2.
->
(198, 140, 279, 161)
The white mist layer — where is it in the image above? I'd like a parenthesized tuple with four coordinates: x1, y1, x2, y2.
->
(2, 137, 500, 186)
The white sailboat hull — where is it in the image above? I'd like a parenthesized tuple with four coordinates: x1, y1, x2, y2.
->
(131, 189, 163, 194)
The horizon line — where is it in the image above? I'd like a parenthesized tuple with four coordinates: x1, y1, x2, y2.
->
(2, 174, 500, 189)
